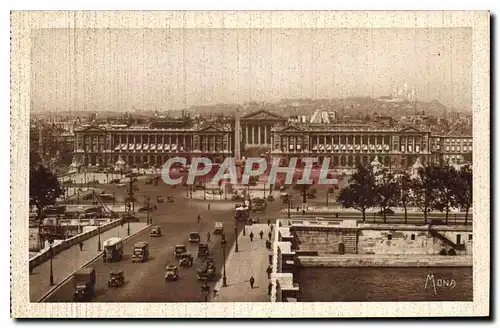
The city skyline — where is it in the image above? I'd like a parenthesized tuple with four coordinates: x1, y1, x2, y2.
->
(31, 28, 472, 113)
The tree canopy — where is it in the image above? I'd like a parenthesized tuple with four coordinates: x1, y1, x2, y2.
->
(29, 164, 64, 218)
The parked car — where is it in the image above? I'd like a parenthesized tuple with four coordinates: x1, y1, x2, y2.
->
(138, 205, 153, 213)
(122, 213, 140, 222)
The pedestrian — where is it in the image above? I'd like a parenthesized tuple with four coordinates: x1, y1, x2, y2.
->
(268, 231, 272, 241)
(208, 203, 211, 211)
(212, 289, 218, 298)
(197, 214, 201, 224)
(266, 265, 272, 279)
(267, 219, 271, 226)
(335, 212, 339, 218)
(270, 225, 274, 232)
(302, 209, 306, 216)
(259, 230, 264, 240)
(268, 282, 272, 296)
(249, 276, 255, 289)
(79, 241, 84, 251)
(207, 231, 211, 242)
(268, 254, 273, 265)
(265, 240, 271, 250)
(249, 231, 254, 242)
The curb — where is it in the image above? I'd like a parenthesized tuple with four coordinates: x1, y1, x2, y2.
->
(212, 224, 271, 299)
(213, 228, 243, 294)
(37, 223, 151, 302)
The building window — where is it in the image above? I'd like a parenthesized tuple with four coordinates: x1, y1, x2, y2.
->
(468, 234, 473, 241)
(388, 234, 392, 241)
(410, 234, 415, 241)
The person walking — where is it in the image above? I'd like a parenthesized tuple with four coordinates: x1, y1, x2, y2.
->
(197, 214, 201, 224)
(267, 219, 271, 226)
(249, 276, 255, 289)
(266, 265, 272, 279)
(79, 241, 84, 251)
(249, 231, 254, 242)
(207, 231, 211, 242)
(259, 230, 264, 240)
(268, 282, 273, 296)
(268, 231, 272, 241)
(208, 203, 211, 211)
(270, 225, 274, 232)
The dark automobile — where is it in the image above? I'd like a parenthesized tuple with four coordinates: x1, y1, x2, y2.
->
(122, 213, 140, 222)
(138, 205, 153, 213)
(109, 178, 121, 184)
(107, 270, 125, 288)
(377, 208, 395, 216)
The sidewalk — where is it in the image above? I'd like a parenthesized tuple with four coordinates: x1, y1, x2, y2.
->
(29, 222, 147, 301)
(213, 224, 273, 302)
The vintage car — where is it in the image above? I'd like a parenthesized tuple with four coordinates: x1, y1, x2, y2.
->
(150, 226, 161, 237)
(167, 196, 174, 203)
(137, 205, 153, 213)
(156, 196, 165, 203)
(107, 270, 125, 288)
(174, 244, 187, 259)
(73, 268, 96, 302)
(178, 253, 194, 267)
(197, 243, 209, 257)
(213, 222, 224, 235)
(189, 232, 200, 243)
(246, 217, 260, 225)
(165, 264, 179, 281)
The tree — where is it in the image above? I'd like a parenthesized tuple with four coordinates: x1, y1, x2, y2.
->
(374, 169, 399, 223)
(337, 164, 377, 222)
(455, 164, 473, 225)
(432, 165, 459, 224)
(412, 165, 439, 224)
(396, 171, 412, 224)
(29, 164, 64, 243)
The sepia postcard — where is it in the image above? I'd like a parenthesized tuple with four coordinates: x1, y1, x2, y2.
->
(10, 10, 490, 318)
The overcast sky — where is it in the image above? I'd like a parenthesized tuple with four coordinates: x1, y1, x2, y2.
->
(31, 28, 472, 112)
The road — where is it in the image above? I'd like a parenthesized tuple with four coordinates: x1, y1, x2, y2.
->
(44, 179, 277, 302)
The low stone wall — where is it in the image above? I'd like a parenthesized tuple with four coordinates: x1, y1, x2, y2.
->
(29, 219, 122, 271)
(297, 255, 473, 268)
(270, 219, 473, 302)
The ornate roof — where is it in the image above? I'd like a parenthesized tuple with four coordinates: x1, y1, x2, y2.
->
(241, 109, 285, 121)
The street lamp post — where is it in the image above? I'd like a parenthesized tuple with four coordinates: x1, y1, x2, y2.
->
(48, 239, 54, 286)
(234, 224, 239, 252)
(221, 234, 227, 287)
(146, 196, 151, 225)
(97, 220, 102, 251)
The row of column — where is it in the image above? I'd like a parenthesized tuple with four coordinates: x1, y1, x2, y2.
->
(245, 124, 270, 145)
(277, 134, 428, 153)
(275, 154, 428, 169)
(113, 134, 190, 148)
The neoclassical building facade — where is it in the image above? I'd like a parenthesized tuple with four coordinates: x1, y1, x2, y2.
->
(73, 123, 233, 168)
